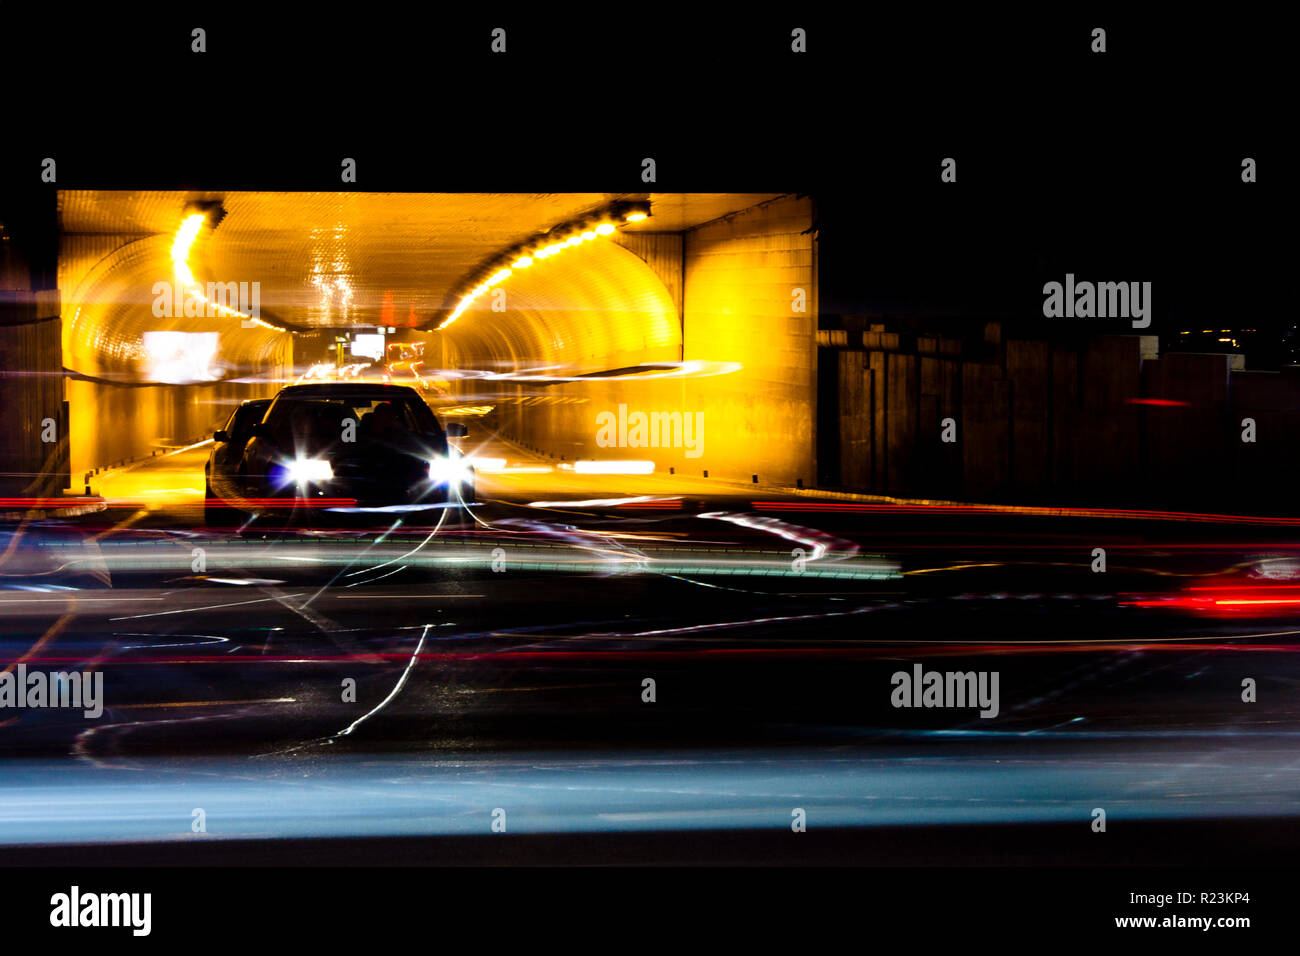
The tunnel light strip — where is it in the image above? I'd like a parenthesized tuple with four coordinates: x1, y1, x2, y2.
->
(170, 214, 288, 333)
(436, 208, 644, 330)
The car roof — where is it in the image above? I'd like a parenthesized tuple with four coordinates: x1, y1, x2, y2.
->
(276, 383, 422, 398)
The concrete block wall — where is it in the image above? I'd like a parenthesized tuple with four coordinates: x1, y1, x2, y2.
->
(0, 306, 66, 496)
(1, 194, 66, 497)
(829, 325, 1300, 509)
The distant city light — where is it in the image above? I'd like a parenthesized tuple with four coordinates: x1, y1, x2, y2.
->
(142, 331, 220, 383)
(350, 333, 385, 360)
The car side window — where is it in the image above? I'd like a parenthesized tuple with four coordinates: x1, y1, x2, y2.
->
(229, 402, 268, 442)
(401, 398, 443, 436)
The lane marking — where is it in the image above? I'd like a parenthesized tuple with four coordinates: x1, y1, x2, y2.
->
(109, 595, 295, 621)
(117, 697, 297, 708)
(333, 594, 484, 599)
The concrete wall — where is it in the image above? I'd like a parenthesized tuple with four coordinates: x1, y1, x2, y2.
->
(0, 194, 67, 498)
(0, 307, 66, 497)
(681, 194, 816, 485)
(65, 377, 287, 482)
(829, 323, 1300, 509)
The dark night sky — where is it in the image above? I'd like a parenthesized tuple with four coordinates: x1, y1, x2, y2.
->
(3, 9, 1284, 359)
(816, 182, 1280, 337)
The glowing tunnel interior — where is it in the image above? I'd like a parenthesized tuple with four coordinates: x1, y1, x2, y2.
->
(438, 236, 686, 460)
(60, 225, 291, 479)
(55, 191, 816, 485)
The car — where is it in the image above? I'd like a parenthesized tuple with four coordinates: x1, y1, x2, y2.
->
(204, 383, 474, 526)
(205, 398, 271, 526)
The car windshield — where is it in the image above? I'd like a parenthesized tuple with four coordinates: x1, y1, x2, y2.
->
(264, 393, 442, 448)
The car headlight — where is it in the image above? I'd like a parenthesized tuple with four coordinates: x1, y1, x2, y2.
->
(284, 458, 333, 484)
(428, 455, 472, 486)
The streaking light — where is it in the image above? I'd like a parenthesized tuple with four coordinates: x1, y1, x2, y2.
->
(527, 495, 669, 508)
(469, 359, 743, 384)
(572, 460, 655, 475)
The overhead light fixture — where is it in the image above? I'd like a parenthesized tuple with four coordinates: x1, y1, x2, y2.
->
(167, 206, 288, 334)
(437, 201, 652, 330)
(191, 200, 227, 229)
(611, 199, 652, 223)
(170, 213, 207, 286)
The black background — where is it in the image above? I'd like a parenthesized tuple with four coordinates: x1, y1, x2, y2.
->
(0, 4, 1288, 943)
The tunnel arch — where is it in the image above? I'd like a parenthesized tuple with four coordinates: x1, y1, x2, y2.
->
(435, 238, 683, 459)
(64, 234, 289, 378)
(60, 232, 292, 477)
(51, 190, 815, 487)
(438, 239, 681, 372)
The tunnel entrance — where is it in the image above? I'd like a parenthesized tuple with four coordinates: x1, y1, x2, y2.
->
(39, 191, 817, 492)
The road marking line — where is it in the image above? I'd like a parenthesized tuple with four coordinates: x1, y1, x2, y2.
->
(119, 698, 297, 708)
(333, 594, 484, 599)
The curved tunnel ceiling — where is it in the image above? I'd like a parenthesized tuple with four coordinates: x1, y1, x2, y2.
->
(62, 233, 287, 382)
(440, 239, 682, 374)
(57, 191, 783, 380)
